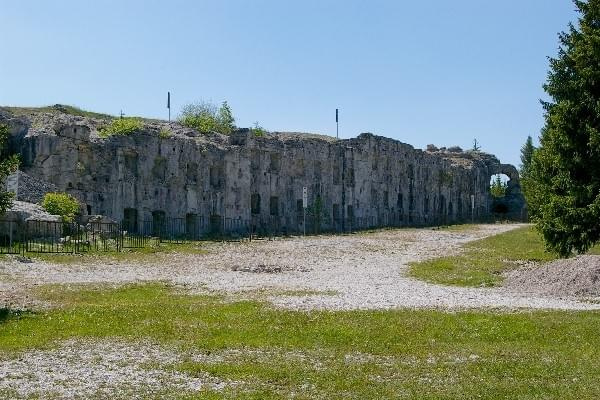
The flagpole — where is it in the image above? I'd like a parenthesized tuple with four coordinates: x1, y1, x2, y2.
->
(336, 108, 339, 139)
(167, 92, 171, 122)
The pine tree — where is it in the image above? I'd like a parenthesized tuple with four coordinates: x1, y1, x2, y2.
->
(529, 0, 600, 256)
(0, 124, 20, 215)
(519, 135, 536, 216)
(519, 136, 535, 178)
(490, 175, 506, 198)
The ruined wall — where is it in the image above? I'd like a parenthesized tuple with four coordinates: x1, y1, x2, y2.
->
(0, 109, 526, 230)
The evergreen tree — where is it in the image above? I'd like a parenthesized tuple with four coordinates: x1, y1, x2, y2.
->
(519, 135, 536, 216)
(490, 175, 507, 198)
(519, 136, 535, 178)
(529, 0, 600, 256)
(0, 124, 20, 215)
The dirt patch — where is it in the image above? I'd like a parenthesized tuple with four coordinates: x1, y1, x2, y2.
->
(504, 255, 600, 298)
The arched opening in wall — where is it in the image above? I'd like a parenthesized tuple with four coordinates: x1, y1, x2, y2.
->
(490, 174, 511, 216)
(489, 174, 510, 198)
(491, 203, 509, 214)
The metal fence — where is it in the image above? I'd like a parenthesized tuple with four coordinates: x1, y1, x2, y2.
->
(0, 211, 515, 255)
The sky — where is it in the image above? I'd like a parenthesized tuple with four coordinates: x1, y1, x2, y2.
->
(0, 1, 578, 166)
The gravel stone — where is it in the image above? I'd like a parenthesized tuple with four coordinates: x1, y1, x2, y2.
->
(2, 224, 599, 311)
(504, 255, 600, 298)
(0, 340, 236, 399)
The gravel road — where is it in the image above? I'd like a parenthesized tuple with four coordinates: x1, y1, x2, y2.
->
(1, 224, 598, 311)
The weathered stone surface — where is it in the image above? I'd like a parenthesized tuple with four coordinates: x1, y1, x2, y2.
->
(0, 108, 526, 230)
(5, 170, 59, 204)
(3, 200, 61, 222)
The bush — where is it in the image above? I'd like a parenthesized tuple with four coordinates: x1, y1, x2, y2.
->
(251, 122, 267, 137)
(42, 192, 80, 222)
(179, 101, 235, 134)
(99, 118, 143, 137)
(159, 128, 172, 139)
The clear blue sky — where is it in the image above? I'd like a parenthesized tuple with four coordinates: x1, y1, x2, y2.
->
(0, 1, 577, 166)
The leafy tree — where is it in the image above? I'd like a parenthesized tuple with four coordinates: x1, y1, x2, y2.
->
(490, 175, 507, 198)
(42, 192, 80, 222)
(179, 100, 236, 134)
(528, 0, 600, 256)
(0, 124, 20, 215)
(251, 121, 267, 137)
(179, 102, 219, 132)
(217, 101, 235, 134)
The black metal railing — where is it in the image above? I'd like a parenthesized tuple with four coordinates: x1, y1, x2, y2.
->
(0, 211, 515, 255)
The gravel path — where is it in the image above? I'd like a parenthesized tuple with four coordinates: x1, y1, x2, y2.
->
(1, 224, 599, 311)
(0, 340, 236, 399)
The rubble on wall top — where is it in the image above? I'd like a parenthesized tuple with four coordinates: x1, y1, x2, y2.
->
(0, 106, 505, 170)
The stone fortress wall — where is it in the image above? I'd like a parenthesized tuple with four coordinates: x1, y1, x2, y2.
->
(0, 108, 526, 232)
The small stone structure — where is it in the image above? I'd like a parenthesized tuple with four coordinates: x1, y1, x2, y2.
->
(0, 107, 526, 231)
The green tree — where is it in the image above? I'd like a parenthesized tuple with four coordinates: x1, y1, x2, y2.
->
(217, 101, 235, 134)
(251, 121, 267, 137)
(179, 102, 219, 133)
(490, 175, 507, 198)
(42, 192, 80, 222)
(519, 136, 535, 178)
(179, 100, 236, 135)
(0, 124, 20, 215)
(519, 135, 536, 216)
(528, 0, 600, 256)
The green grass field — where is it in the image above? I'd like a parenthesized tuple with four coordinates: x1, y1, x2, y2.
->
(409, 226, 563, 287)
(1, 284, 600, 399)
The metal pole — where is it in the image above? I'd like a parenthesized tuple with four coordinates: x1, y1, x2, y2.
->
(167, 91, 171, 122)
(336, 108, 339, 139)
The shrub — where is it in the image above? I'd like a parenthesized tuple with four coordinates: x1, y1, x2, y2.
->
(251, 122, 267, 137)
(159, 128, 172, 139)
(179, 101, 236, 134)
(42, 192, 80, 222)
(99, 118, 143, 137)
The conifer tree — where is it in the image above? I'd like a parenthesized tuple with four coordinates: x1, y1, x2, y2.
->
(529, 0, 600, 256)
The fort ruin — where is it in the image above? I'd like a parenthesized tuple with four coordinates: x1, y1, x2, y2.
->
(1, 107, 526, 234)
